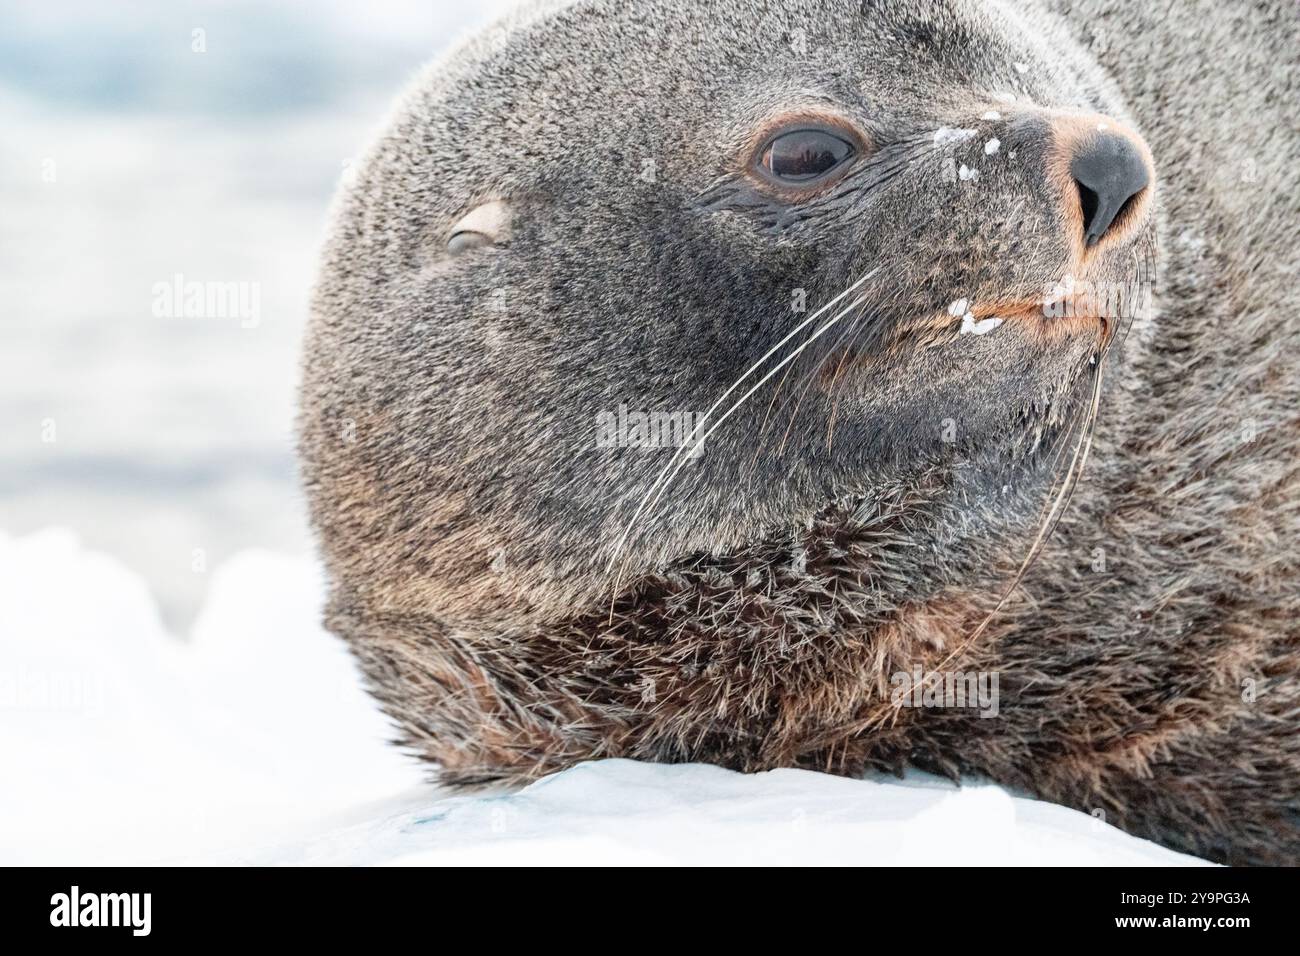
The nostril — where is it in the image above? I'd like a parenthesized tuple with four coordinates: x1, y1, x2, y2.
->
(1069, 130, 1151, 247)
(1076, 181, 1100, 238)
(1113, 189, 1142, 221)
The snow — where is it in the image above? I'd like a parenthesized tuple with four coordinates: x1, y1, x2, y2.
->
(984, 138, 1001, 155)
(960, 312, 1004, 336)
(0, 527, 416, 865)
(981, 110, 1002, 121)
(0, 528, 1210, 866)
(959, 163, 980, 182)
(234, 759, 1207, 866)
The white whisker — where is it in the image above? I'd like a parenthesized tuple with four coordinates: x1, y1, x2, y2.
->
(605, 269, 879, 571)
(606, 288, 873, 611)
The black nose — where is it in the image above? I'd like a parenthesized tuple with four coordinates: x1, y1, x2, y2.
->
(1070, 132, 1150, 246)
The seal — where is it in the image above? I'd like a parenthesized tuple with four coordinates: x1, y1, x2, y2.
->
(299, 0, 1300, 864)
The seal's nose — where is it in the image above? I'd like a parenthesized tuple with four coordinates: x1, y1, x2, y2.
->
(1045, 113, 1155, 251)
(1070, 131, 1151, 246)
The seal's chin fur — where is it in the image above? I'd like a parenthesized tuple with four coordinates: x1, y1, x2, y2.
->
(335, 483, 999, 787)
(336, 440, 1078, 786)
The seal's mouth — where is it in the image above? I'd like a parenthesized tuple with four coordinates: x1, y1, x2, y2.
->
(921, 297, 1108, 341)
(817, 288, 1121, 385)
(952, 297, 1114, 344)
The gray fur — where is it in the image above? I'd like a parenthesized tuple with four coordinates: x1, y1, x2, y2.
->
(300, 0, 1300, 864)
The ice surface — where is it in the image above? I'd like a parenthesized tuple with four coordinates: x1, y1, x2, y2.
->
(0, 528, 1210, 866)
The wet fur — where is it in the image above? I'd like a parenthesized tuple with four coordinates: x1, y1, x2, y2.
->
(300, 0, 1300, 864)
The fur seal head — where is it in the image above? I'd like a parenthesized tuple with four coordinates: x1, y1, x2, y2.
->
(299, 0, 1158, 778)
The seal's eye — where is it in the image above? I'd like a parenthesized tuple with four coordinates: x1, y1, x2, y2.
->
(444, 200, 511, 257)
(757, 127, 855, 184)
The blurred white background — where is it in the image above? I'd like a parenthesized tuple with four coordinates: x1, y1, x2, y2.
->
(0, 0, 520, 631)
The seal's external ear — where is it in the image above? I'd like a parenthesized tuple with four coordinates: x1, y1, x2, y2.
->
(447, 200, 510, 254)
